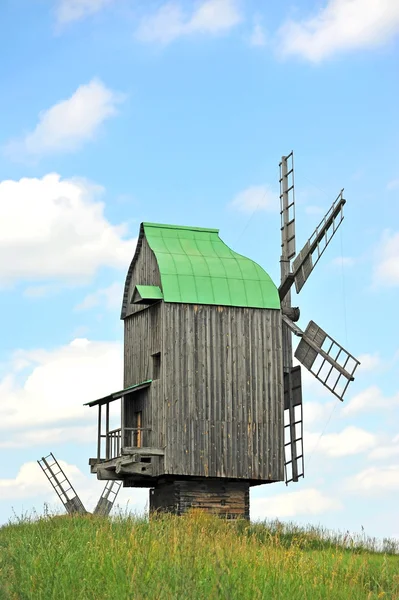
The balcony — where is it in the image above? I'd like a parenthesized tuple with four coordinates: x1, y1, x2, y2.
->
(85, 380, 164, 482)
(100, 427, 153, 460)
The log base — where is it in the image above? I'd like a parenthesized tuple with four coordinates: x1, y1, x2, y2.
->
(149, 478, 250, 519)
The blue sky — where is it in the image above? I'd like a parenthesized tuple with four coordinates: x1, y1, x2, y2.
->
(0, 0, 398, 540)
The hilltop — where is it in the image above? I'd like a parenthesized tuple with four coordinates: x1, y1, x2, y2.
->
(0, 511, 398, 599)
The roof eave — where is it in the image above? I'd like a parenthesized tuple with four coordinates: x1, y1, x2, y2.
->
(84, 379, 152, 408)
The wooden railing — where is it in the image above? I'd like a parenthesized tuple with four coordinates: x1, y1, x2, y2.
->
(101, 428, 121, 460)
(100, 427, 153, 460)
(124, 427, 152, 449)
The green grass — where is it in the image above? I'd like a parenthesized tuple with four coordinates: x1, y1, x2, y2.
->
(0, 510, 398, 599)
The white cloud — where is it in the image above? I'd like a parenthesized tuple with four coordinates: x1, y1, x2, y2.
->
(75, 282, 123, 311)
(5, 79, 123, 160)
(387, 179, 399, 191)
(343, 386, 399, 416)
(249, 19, 267, 47)
(278, 0, 399, 63)
(0, 460, 148, 515)
(0, 338, 123, 433)
(0, 425, 97, 449)
(0, 174, 136, 286)
(303, 400, 335, 428)
(373, 229, 399, 287)
(347, 465, 399, 495)
(305, 426, 377, 457)
(136, 0, 241, 44)
(56, 0, 114, 24)
(0, 460, 80, 500)
(0, 462, 49, 500)
(357, 353, 381, 372)
(230, 185, 278, 213)
(251, 488, 342, 519)
(369, 434, 399, 461)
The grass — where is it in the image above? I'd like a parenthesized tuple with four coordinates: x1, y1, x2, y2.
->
(0, 510, 398, 599)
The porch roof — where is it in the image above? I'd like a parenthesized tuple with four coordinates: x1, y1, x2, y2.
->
(84, 379, 152, 408)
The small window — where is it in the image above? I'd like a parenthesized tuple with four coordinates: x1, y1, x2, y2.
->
(152, 352, 161, 380)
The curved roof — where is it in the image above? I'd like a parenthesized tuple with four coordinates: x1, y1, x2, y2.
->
(121, 222, 280, 318)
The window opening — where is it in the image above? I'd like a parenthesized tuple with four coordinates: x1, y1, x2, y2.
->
(152, 352, 161, 380)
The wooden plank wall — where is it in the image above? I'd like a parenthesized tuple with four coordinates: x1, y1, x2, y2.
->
(162, 304, 284, 483)
(124, 303, 162, 386)
(124, 388, 148, 446)
(124, 237, 161, 318)
(123, 303, 164, 474)
(150, 479, 250, 519)
(123, 232, 284, 484)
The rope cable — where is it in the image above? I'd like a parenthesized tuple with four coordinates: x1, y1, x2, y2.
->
(233, 186, 270, 245)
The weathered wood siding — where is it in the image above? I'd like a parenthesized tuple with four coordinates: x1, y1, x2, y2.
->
(122, 235, 284, 484)
(124, 237, 161, 318)
(150, 479, 250, 519)
(123, 388, 149, 446)
(123, 303, 164, 474)
(162, 304, 284, 482)
(124, 303, 162, 386)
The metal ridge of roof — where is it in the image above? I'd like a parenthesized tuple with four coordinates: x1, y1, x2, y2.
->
(143, 222, 219, 234)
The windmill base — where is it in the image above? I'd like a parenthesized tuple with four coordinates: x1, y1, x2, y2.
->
(149, 478, 250, 519)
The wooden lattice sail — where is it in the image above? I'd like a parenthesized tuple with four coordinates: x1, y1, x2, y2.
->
(38, 453, 121, 516)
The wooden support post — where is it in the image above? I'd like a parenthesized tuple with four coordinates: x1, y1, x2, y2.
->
(97, 404, 102, 460)
(106, 402, 110, 459)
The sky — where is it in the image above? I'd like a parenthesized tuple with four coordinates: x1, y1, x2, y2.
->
(0, 0, 398, 541)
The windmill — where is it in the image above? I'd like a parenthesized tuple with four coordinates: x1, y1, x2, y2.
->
(77, 150, 361, 519)
(38, 453, 122, 516)
(279, 151, 360, 484)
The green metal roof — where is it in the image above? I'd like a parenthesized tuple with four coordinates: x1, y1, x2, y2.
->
(142, 222, 280, 309)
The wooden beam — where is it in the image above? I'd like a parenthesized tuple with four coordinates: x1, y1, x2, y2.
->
(115, 461, 153, 476)
(121, 447, 164, 456)
(96, 468, 122, 481)
(105, 402, 110, 459)
(97, 404, 101, 460)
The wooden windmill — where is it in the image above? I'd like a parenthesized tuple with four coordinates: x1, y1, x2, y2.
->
(83, 152, 359, 519)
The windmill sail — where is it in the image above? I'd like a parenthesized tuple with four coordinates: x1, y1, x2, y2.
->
(294, 191, 345, 293)
(280, 151, 296, 374)
(280, 151, 296, 265)
(282, 316, 360, 400)
(279, 152, 304, 484)
(93, 480, 122, 516)
(283, 365, 304, 484)
(38, 453, 87, 515)
(279, 191, 345, 301)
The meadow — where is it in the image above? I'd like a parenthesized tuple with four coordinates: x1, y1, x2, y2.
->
(0, 510, 398, 599)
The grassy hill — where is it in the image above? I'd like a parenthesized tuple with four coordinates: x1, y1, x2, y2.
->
(0, 511, 398, 599)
